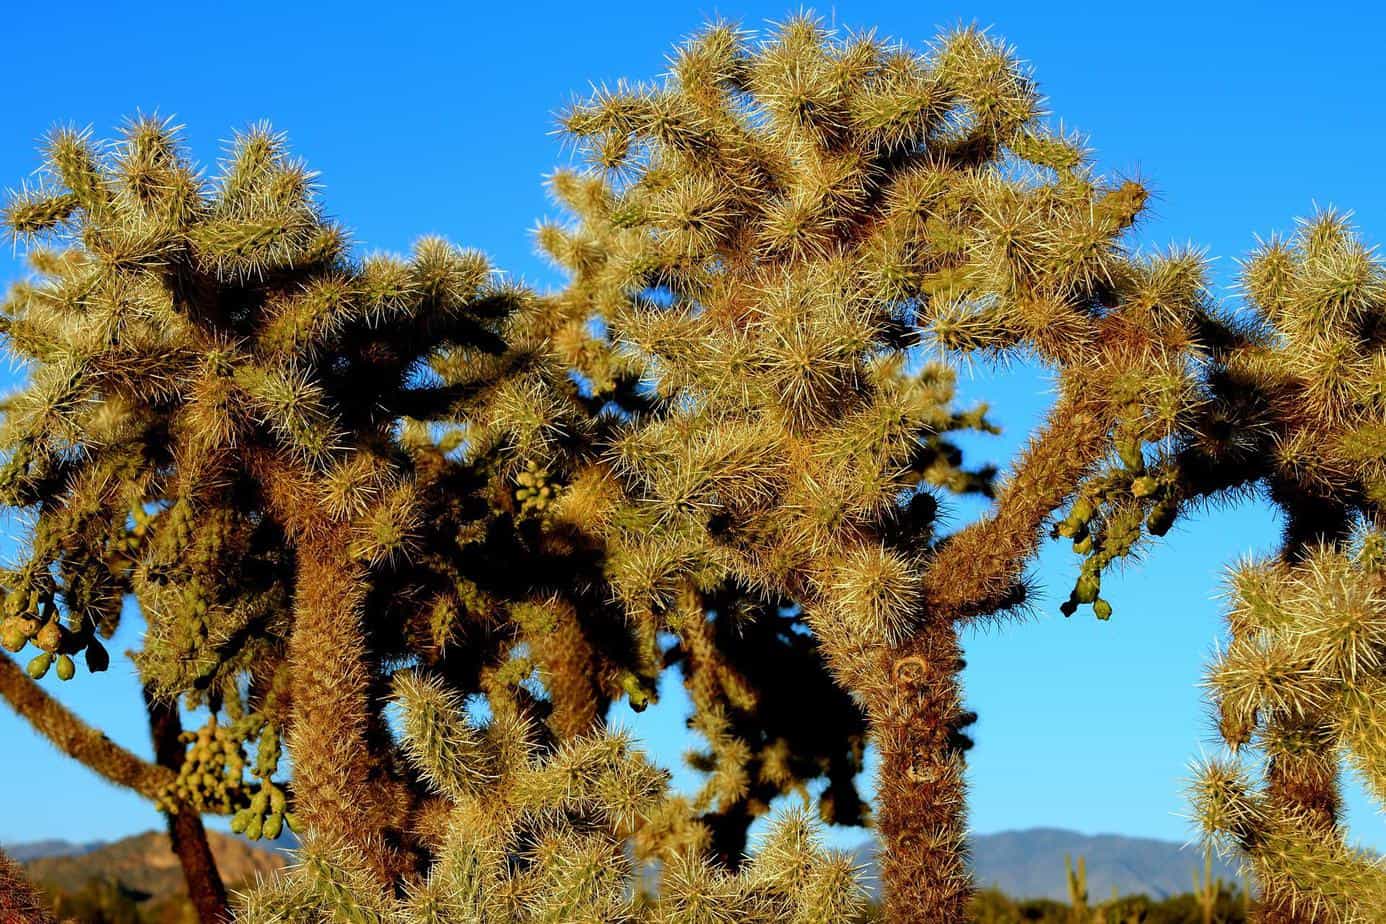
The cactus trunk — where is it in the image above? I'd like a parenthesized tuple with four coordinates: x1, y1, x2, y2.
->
(876, 617, 971, 923)
(285, 527, 402, 878)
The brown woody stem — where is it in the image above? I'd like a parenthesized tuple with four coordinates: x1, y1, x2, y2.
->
(145, 687, 230, 924)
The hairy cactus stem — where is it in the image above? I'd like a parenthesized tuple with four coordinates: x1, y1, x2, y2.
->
(0, 653, 173, 799)
(874, 392, 1116, 923)
(255, 456, 412, 882)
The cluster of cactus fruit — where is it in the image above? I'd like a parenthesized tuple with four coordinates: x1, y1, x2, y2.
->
(514, 460, 557, 515)
(1054, 435, 1181, 621)
(154, 713, 294, 841)
(1, 12, 1384, 924)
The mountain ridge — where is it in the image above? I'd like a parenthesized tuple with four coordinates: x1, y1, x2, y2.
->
(847, 826, 1241, 902)
(8, 826, 1237, 904)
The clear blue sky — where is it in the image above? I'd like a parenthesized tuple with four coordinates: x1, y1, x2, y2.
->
(2, 1, 1385, 854)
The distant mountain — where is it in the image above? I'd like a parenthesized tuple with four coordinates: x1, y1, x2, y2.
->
(2, 839, 105, 863)
(849, 827, 1241, 902)
(18, 829, 288, 904)
(11, 826, 1237, 907)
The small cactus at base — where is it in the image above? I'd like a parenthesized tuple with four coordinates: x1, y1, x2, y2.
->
(239, 670, 865, 923)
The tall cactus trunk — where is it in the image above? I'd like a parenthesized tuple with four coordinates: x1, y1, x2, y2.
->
(285, 527, 403, 878)
(254, 454, 414, 882)
(875, 617, 971, 923)
(145, 687, 230, 924)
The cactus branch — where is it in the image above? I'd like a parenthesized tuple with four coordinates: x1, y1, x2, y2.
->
(0, 653, 173, 799)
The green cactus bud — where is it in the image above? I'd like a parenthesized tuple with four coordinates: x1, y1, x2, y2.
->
(230, 809, 249, 834)
(1093, 598, 1113, 621)
(1360, 531, 1386, 569)
(1057, 518, 1089, 541)
(1074, 572, 1100, 604)
(1145, 500, 1176, 537)
(1118, 437, 1144, 472)
(1131, 476, 1158, 498)
(619, 672, 653, 712)
(27, 651, 53, 679)
(55, 654, 75, 681)
(262, 811, 283, 840)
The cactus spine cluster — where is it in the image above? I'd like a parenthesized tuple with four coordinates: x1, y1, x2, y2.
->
(1, 13, 1383, 924)
(243, 670, 864, 923)
(1178, 215, 1386, 924)
(544, 17, 1218, 922)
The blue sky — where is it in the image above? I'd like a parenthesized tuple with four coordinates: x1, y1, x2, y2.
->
(2, 1, 1385, 855)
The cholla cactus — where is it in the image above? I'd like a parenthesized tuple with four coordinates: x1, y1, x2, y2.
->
(0, 845, 56, 924)
(0, 118, 539, 885)
(543, 17, 1215, 921)
(0, 112, 845, 915)
(6, 16, 1379, 924)
(240, 670, 864, 924)
(1193, 540, 1386, 923)
(1160, 215, 1386, 924)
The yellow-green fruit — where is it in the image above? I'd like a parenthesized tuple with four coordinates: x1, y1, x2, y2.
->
(1093, 598, 1113, 621)
(262, 812, 283, 840)
(1118, 438, 1144, 472)
(27, 651, 53, 679)
(55, 654, 75, 681)
(1074, 572, 1100, 604)
(619, 672, 653, 712)
(1146, 501, 1176, 537)
(1131, 476, 1158, 498)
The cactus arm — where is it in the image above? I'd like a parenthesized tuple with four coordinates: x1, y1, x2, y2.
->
(921, 393, 1110, 621)
(0, 652, 173, 800)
